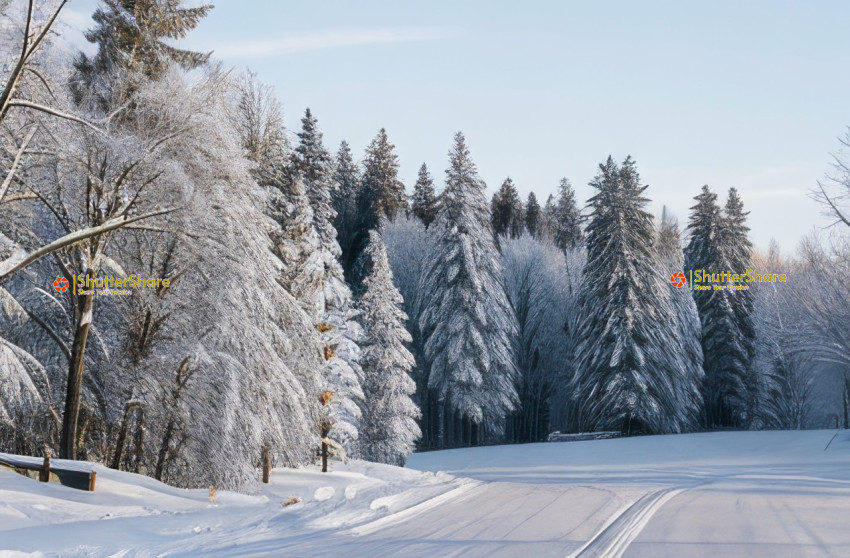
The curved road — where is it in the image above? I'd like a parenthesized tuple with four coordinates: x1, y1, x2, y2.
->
(286, 430, 850, 557)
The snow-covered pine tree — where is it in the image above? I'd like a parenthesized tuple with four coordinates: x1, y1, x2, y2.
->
(553, 178, 583, 252)
(70, 0, 213, 108)
(524, 192, 541, 238)
(291, 109, 365, 455)
(540, 193, 557, 242)
(358, 128, 406, 225)
(380, 216, 433, 447)
(331, 141, 361, 270)
(573, 157, 697, 435)
(723, 188, 757, 415)
(293, 109, 348, 305)
(684, 185, 750, 427)
(351, 129, 406, 276)
(656, 208, 704, 428)
(491, 178, 524, 239)
(419, 132, 518, 446)
(231, 87, 363, 458)
(411, 163, 438, 228)
(358, 230, 421, 465)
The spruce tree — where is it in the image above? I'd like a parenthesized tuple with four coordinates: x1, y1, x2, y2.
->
(71, 0, 212, 107)
(491, 178, 524, 238)
(573, 157, 697, 434)
(358, 128, 406, 226)
(293, 108, 349, 309)
(541, 193, 557, 242)
(553, 178, 583, 251)
(289, 109, 366, 451)
(419, 133, 518, 444)
(723, 190, 756, 353)
(359, 230, 421, 466)
(352, 129, 406, 274)
(684, 185, 750, 427)
(525, 191, 541, 238)
(332, 141, 360, 270)
(656, 208, 704, 428)
(411, 163, 438, 228)
(723, 188, 757, 418)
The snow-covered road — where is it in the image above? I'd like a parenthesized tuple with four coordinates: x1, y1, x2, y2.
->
(393, 429, 850, 557)
(1, 430, 849, 556)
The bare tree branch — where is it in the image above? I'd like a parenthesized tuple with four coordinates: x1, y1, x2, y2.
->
(817, 181, 850, 228)
(0, 192, 38, 204)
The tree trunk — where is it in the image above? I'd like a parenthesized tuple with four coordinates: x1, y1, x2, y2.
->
(155, 419, 175, 481)
(320, 418, 331, 473)
(132, 406, 145, 474)
(436, 398, 445, 449)
(262, 445, 272, 483)
(59, 291, 94, 460)
(110, 400, 138, 470)
(155, 356, 192, 481)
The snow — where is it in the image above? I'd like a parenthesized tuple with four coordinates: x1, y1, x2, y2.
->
(1, 430, 849, 556)
(313, 486, 335, 501)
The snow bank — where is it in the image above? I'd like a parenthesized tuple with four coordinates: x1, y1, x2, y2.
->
(0, 459, 464, 556)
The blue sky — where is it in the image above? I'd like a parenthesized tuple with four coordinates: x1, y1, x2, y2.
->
(62, 0, 850, 250)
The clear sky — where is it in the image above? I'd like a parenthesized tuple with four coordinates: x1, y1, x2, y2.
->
(62, 0, 850, 251)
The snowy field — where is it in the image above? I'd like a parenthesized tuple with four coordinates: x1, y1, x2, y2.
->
(1, 430, 849, 557)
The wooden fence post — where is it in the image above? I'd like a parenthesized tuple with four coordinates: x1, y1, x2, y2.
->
(39, 450, 50, 483)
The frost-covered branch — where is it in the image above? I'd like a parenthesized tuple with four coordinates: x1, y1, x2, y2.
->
(0, 0, 69, 121)
(0, 125, 37, 204)
(0, 207, 178, 280)
(5, 100, 106, 135)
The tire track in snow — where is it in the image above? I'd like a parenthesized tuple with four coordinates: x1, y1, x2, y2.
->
(569, 487, 685, 558)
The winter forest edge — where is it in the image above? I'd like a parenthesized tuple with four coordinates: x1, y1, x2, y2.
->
(1, 1, 850, 493)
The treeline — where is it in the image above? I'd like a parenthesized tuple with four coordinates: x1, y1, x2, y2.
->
(2, 1, 850, 491)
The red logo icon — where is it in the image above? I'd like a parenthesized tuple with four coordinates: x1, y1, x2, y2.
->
(53, 277, 69, 293)
(670, 272, 686, 288)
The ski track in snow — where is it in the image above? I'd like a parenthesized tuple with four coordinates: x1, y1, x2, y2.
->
(569, 487, 686, 558)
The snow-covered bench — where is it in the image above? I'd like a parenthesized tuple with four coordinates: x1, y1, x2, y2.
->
(0, 452, 97, 491)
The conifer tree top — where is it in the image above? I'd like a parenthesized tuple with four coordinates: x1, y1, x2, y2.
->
(80, 0, 212, 81)
(294, 108, 332, 181)
(442, 132, 488, 224)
